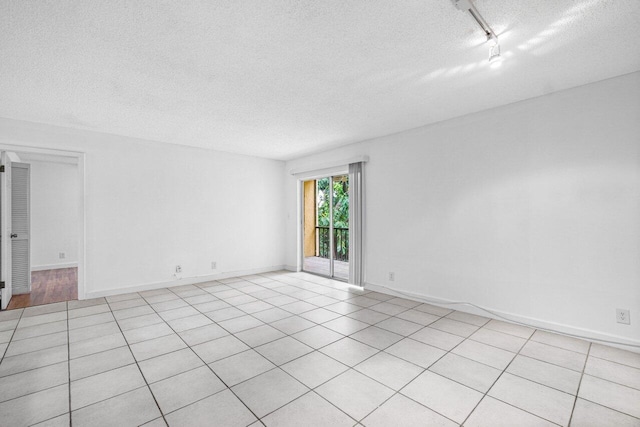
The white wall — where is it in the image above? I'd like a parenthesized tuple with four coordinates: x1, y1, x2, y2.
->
(0, 119, 286, 298)
(285, 72, 640, 346)
(28, 159, 79, 269)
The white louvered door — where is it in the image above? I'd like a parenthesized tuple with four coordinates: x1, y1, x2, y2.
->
(0, 153, 12, 309)
(10, 162, 30, 295)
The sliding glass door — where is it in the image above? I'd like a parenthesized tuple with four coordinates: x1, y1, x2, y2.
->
(302, 175, 349, 281)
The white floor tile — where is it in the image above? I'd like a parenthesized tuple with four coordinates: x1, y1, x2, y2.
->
(578, 374, 640, 418)
(69, 332, 126, 359)
(430, 353, 502, 392)
(445, 311, 489, 327)
(292, 325, 344, 349)
(350, 326, 403, 350)
(71, 364, 146, 410)
(346, 308, 390, 325)
(263, 391, 355, 427)
(520, 341, 586, 372)
(589, 344, 640, 369)
(530, 330, 590, 354)
(123, 322, 174, 344)
(413, 303, 453, 317)
(395, 309, 440, 326)
(428, 318, 479, 338)
(385, 338, 446, 368)
(483, 319, 534, 339)
(281, 351, 348, 388)
(217, 315, 264, 334)
(488, 373, 575, 426)
(0, 344, 68, 377)
(320, 337, 379, 367)
(18, 311, 66, 328)
(11, 320, 67, 341)
(177, 323, 228, 346)
(362, 393, 457, 427)
(507, 355, 582, 394)
(469, 327, 527, 353)
(210, 349, 276, 386)
(271, 316, 318, 335)
(375, 317, 423, 336)
(0, 384, 68, 427)
(401, 370, 483, 424)
(165, 389, 257, 427)
(130, 333, 186, 361)
(316, 369, 394, 421)
(323, 316, 370, 335)
(32, 412, 71, 427)
(69, 321, 120, 343)
(150, 366, 226, 414)
(115, 313, 161, 331)
(191, 334, 250, 363)
(355, 351, 423, 391)
(5, 331, 68, 357)
(465, 396, 557, 427)
(452, 339, 515, 370)
(409, 326, 464, 351)
(232, 368, 309, 418)
(0, 361, 68, 403)
(69, 312, 115, 330)
(256, 336, 313, 365)
(70, 346, 135, 381)
(570, 398, 640, 427)
(72, 386, 161, 427)
(299, 308, 343, 323)
(138, 348, 204, 383)
(234, 324, 286, 347)
(584, 356, 640, 390)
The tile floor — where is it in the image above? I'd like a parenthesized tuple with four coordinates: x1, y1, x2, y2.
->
(0, 271, 638, 427)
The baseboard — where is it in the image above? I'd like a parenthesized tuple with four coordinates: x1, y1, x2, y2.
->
(32, 262, 78, 271)
(365, 281, 640, 352)
(284, 265, 298, 272)
(84, 265, 286, 299)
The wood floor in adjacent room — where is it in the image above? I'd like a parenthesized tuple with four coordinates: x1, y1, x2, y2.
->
(7, 267, 77, 309)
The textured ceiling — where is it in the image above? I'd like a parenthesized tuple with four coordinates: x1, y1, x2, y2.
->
(1, 1, 639, 160)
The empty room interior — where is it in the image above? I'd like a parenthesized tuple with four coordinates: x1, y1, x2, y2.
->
(0, 1, 639, 426)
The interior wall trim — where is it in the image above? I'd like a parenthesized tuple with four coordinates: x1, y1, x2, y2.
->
(365, 281, 640, 353)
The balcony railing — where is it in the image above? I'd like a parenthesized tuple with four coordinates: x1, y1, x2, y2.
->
(316, 226, 349, 262)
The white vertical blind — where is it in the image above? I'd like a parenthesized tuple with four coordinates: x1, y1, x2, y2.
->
(348, 162, 363, 286)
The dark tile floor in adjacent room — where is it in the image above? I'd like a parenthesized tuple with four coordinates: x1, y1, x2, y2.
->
(0, 271, 638, 426)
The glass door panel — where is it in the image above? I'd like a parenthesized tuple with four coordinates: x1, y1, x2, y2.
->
(332, 175, 349, 281)
(302, 175, 350, 281)
(302, 178, 330, 276)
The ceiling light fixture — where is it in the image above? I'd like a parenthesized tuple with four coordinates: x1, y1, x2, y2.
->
(451, 0, 501, 64)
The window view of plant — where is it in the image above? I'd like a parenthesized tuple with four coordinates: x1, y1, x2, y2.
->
(316, 176, 349, 261)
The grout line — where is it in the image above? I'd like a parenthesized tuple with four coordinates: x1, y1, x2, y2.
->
(66, 300, 72, 426)
(458, 327, 537, 426)
(103, 298, 169, 426)
(3, 271, 638, 425)
(141, 287, 265, 423)
(568, 342, 592, 426)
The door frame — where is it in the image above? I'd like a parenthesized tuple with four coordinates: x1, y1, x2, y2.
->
(0, 143, 86, 304)
(296, 165, 349, 281)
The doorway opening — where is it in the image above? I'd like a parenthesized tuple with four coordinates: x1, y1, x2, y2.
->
(0, 147, 84, 311)
(302, 175, 349, 281)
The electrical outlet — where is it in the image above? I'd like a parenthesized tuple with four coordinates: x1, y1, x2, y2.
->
(211, 261, 217, 270)
(175, 265, 182, 274)
(388, 272, 395, 281)
(59, 252, 65, 259)
(616, 309, 630, 325)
